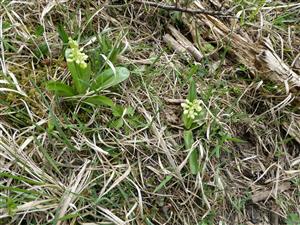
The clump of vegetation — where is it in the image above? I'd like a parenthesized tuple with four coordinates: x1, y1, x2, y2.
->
(1, 0, 299, 224)
(46, 37, 129, 107)
(181, 79, 204, 174)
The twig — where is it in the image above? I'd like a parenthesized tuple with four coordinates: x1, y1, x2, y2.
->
(133, 0, 232, 17)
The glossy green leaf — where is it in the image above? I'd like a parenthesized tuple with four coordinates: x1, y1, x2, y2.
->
(183, 114, 193, 130)
(84, 96, 114, 107)
(189, 149, 199, 175)
(91, 67, 129, 91)
(184, 130, 199, 175)
(184, 130, 193, 149)
(46, 81, 75, 97)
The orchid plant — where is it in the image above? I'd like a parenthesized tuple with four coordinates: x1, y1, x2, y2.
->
(181, 78, 203, 175)
(46, 37, 129, 107)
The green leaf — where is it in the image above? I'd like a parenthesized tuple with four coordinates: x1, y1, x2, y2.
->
(109, 118, 124, 129)
(58, 213, 80, 221)
(84, 96, 114, 107)
(184, 130, 199, 175)
(91, 67, 129, 91)
(212, 145, 221, 159)
(188, 78, 197, 101)
(225, 136, 247, 143)
(65, 49, 91, 94)
(0, 172, 43, 185)
(47, 116, 55, 133)
(0, 185, 40, 195)
(98, 34, 124, 64)
(184, 130, 193, 149)
(111, 105, 125, 117)
(34, 137, 62, 176)
(57, 24, 69, 55)
(154, 175, 173, 193)
(34, 43, 49, 59)
(6, 197, 17, 216)
(35, 25, 44, 36)
(202, 43, 215, 54)
(97, 35, 124, 64)
(286, 213, 300, 225)
(2, 21, 12, 30)
(3, 39, 16, 52)
(126, 106, 135, 116)
(145, 218, 155, 225)
(189, 148, 199, 175)
(46, 81, 75, 97)
(187, 64, 200, 79)
(183, 114, 193, 130)
(57, 24, 69, 45)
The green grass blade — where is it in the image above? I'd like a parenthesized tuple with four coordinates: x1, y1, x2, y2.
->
(33, 137, 62, 176)
(154, 175, 172, 193)
(0, 172, 44, 185)
(57, 24, 69, 45)
(188, 78, 197, 102)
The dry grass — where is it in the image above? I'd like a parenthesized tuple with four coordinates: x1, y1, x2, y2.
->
(0, 0, 300, 224)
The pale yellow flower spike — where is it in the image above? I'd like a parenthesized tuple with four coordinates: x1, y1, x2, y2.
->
(181, 99, 202, 119)
(67, 38, 88, 69)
